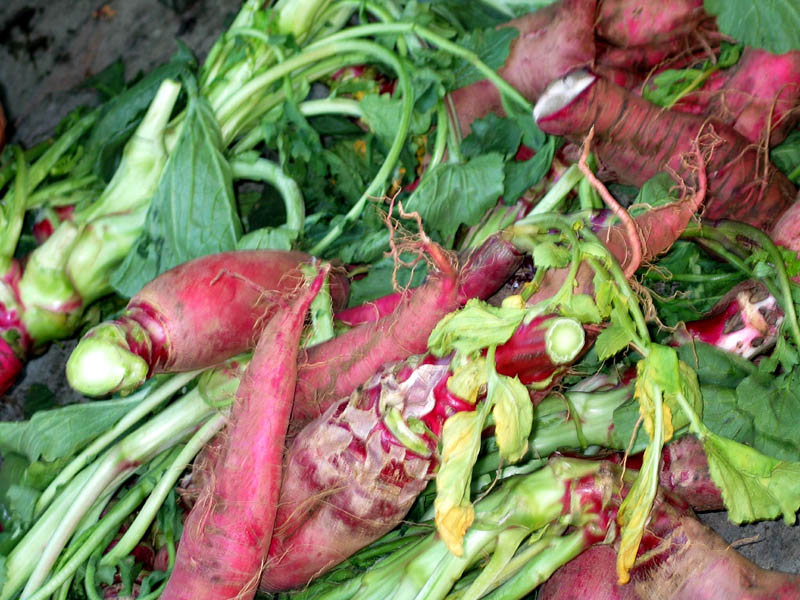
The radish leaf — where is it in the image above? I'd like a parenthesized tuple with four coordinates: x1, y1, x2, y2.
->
(703, 0, 800, 53)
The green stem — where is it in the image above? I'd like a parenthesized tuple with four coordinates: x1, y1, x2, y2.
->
(308, 42, 413, 255)
(665, 65, 719, 111)
(36, 371, 200, 515)
(22, 387, 215, 596)
(228, 54, 368, 156)
(480, 530, 588, 600)
(529, 164, 583, 217)
(0, 147, 27, 263)
(309, 22, 532, 113)
(430, 101, 449, 171)
(684, 222, 800, 350)
(717, 221, 800, 350)
(27, 448, 180, 600)
(231, 156, 305, 233)
(100, 413, 226, 566)
(217, 40, 393, 143)
(24, 112, 98, 199)
(25, 175, 99, 208)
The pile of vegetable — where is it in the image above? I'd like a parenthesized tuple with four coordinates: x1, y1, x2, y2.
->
(1, 0, 800, 598)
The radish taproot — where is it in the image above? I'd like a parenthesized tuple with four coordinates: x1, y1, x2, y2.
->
(261, 314, 588, 591)
(160, 267, 327, 600)
(677, 48, 800, 146)
(66, 250, 348, 396)
(292, 235, 523, 424)
(540, 518, 800, 600)
(673, 280, 783, 359)
(533, 69, 797, 232)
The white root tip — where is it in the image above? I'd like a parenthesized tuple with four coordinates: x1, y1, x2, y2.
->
(533, 69, 597, 123)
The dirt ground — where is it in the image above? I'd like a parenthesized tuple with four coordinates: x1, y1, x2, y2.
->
(1, 0, 799, 584)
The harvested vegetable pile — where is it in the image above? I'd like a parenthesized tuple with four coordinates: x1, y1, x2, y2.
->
(1, 0, 800, 599)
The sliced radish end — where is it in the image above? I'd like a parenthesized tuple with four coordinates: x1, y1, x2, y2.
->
(545, 318, 586, 364)
(533, 69, 597, 123)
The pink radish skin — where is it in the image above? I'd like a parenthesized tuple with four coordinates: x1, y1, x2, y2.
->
(160, 268, 327, 600)
(0, 337, 22, 398)
(260, 358, 454, 592)
(0, 259, 27, 397)
(66, 250, 349, 396)
(293, 237, 523, 424)
(535, 71, 797, 232)
(335, 233, 524, 327)
(659, 436, 723, 512)
(261, 315, 587, 592)
(448, 0, 596, 135)
(596, 0, 707, 48)
(678, 48, 800, 146)
(540, 519, 800, 600)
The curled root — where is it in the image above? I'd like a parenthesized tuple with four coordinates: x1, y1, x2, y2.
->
(578, 127, 644, 278)
(383, 195, 457, 292)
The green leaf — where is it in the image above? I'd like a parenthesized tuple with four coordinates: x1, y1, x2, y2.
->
(347, 254, 428, 307)
(502, 137, 554, 203)
(772, 129, 800, 184)
(560, 293, 602, 324)
(0, 394, 141, 463)
(532, 241, 570, 269)
(451, 27, 519, 89)
(703, 0, 800, 53)
(76, 47, 197, 181)
(404, 153, 505, 243)
(461, 114, 522, 159)
(428, 298, 526, 358)
(594, 322, 633, 361)
(435, 408, 487, 555)
(360, 93, 432, 149)
(111, 89, 241, 297)
(489, 371, 532, 463)
(702, 431, 800, 524)
(236, 227, 294, 251)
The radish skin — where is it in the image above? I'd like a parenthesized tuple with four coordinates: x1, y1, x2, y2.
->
(540, 518, 800, 600)
(334, 233, 524, 327)
(66, 250, 348, 396)
(160, 267, 327, 600)
(293, 236, 522, 424)
(534, 70, 797, 231)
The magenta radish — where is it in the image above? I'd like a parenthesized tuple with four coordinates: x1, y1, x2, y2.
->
(534, 69, 797, 232)
(673, 280, 783, 359)
(334, 233, 524, 327)
(260, 312, 588, 591)
(66, 250, 349, 396)
(292, 235, 523, 424)
(160, 267, 327, 600)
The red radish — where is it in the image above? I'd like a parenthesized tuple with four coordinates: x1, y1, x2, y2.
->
(0, 337, 22, 397)
(292, 236, 523, 423)
(0, 259, 27, 397)
(595, 0, 707, 48)
(447, 0, 596, 135)
(659, 435, 723, 512)
(65, 250, 349, 396)
(771, 198, 800, 266)
(678, 48, 800, 146)
(540, 517, 800, 600)
(534, 70, 797, 232)
(260, 358, 455, 592)
(160, 267, 327, 600)
(335, 233, 524, 327)
(674, 280, 783, 359)
(261, 312, 588, 592)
